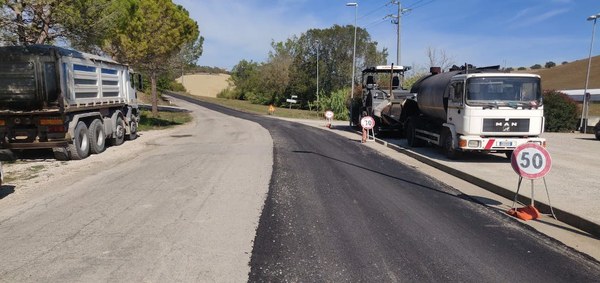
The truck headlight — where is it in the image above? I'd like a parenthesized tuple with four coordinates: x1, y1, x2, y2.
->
(468, 140, 481, 148)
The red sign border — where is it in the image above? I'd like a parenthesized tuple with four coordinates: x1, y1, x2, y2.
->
(360, 116, 375, 130)
(325, 110, 334, 119)
(510, 143, 552, 179)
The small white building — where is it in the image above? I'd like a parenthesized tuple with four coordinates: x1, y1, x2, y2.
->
(559, 89, 600, 102)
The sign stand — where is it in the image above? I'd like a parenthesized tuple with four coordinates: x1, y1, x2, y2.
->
(360, 116, 376, 143)
(366, 128, 375, 141)
(507, 144, 557, 221)
(325, 110, 334, 128)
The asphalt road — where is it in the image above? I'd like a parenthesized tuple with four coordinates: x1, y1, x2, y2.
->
(1, 94, 600, 282)
(0, 98, 272, 282)
(171, 95, 600, 282)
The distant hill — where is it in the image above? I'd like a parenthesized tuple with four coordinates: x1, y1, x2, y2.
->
(176, 73, 230, 98)
(523, 56, 600, 90)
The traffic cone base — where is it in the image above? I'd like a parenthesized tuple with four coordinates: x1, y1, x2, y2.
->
(507, 205, 540, 221)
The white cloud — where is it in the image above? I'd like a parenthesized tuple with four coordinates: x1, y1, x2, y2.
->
(508, 8, 569, 28)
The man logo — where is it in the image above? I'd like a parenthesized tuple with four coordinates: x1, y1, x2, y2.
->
(496, 121, 518, 132)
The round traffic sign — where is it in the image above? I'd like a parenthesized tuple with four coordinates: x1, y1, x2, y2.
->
(360, 116, 375, 130)
(510, 143, 552, 179)
(325, 110, 334, 119)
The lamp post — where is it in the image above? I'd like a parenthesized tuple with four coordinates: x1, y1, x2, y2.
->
(580, 13, 600, 133)
(316, 40, 320, 114)
(347, 2, 358, 126)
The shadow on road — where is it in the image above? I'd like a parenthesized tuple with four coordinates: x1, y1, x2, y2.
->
(0, 149, 56, 161)
(0, 185, 15, 199)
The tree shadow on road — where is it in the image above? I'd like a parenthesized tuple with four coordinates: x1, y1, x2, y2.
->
(0, 185, 15, 199)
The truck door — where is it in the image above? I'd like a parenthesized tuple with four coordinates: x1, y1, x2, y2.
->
(446, 81, 464, 128)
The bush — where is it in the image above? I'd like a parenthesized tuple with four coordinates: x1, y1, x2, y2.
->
(319, 88, 350, 120)
(169, 81, 186, 92)
(217, 87, 244, 100)
(531, 64, 542, 69)
(543, 90, 578, 132)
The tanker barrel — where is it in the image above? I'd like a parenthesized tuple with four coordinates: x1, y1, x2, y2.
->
(413, 70, 459, 121)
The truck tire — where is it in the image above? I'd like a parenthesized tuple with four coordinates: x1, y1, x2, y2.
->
(111, 116, 126, 146)
(128, 120, 138, 140)
(405, 120, 424, 147)
(52, 147, 69, 161)
(89, 119, 106, 154)
(595, 123, 600, 140)
(442, 130, 461, 159)
(68, 121, 90, 160)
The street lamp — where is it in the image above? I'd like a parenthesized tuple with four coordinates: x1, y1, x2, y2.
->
(580, 12, 600, 133)
(347, 2, 358, 126)
(316, 40, 320, 114)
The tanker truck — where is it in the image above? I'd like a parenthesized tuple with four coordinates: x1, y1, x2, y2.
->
(403, 65, 546, 159)
(0, 45, 141, 160)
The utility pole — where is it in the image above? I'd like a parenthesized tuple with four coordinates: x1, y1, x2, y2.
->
(390, 1, 410, 66)
(316, 40, 320, 114)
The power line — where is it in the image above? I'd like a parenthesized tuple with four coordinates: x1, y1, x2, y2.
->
(358, 3, 389, 21)
(363, 17, 390, 30)
(405, 0, 436, 10)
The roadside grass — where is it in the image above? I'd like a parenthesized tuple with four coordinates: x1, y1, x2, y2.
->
(179, 94, 326, 120)
(588, 102, 600, 116)
(3, 164, 46, 183)
(138, 110, 192, 131)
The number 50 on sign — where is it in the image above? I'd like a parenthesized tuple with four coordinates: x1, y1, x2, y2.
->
(510, 143, 552, 179)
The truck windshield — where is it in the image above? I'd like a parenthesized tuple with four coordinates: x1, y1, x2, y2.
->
(466, 77, 541, 108)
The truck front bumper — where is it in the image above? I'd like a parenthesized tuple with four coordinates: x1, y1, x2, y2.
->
(458, 136, 546, 152)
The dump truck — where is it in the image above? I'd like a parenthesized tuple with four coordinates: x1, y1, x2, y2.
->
(0, 45, 141, 160)
(351, 65, 415, 136)
(404, 65, 546, 159)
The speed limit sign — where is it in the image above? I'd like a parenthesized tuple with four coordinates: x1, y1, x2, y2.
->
(325, 110, 334, 119)
(511, 143, 552, 179)
(360, 116, 375, 130)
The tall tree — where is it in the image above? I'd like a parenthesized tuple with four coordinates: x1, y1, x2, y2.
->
(0, 0, 61, 44)
(426, 46, 454, 71)
(0, 0, 132, 50)
(294, 25, 387, 105)
(106, 0, 200, 116)
(57, 0, 135, 52)
(172, 36, 205, 83)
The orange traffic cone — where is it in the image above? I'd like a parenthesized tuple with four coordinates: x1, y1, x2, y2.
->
(507, 205, 541, 221)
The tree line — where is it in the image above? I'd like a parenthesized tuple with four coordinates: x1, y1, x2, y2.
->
(219, 25, 388, 117)
(0, 0, 203, 116)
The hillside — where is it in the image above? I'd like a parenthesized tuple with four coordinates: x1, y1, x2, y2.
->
(525, 56, 600, 90)
(176, 73, 231, 97)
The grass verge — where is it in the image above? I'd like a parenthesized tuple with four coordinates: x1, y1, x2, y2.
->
(138, 110, 193, 131)
(178, 94, 326, 120)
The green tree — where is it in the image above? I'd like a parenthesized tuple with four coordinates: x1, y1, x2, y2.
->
(172, 36, 205, 86)
(518, 67, 527, 70)
(320, 88, 350, 120)
(545, 61, 556, 68)
(229, 59, 261, 101)
(543, 90, 578, 132)
(530, 64, 542, 70)
(106, 0, 200, 116)
(290, 25, 387, 107)
(0, 0, 132, 49)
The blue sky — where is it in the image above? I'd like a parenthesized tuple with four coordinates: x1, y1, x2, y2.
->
(174, 0, 599, 72)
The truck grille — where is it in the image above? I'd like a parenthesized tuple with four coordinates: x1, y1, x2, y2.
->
(483, 118, 530, 132)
